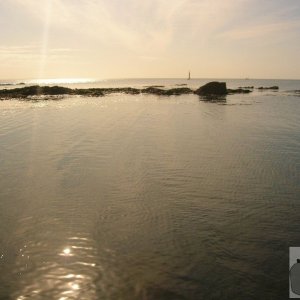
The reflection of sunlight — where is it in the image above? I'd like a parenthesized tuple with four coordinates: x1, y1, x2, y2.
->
(38, 0, 53, 79)
(70, 283, 80, 290)
(63, 248, 71, 255)
(59, 281, 81, 298)
(60, 247, 73, 257)
(76, 261, 96, 267)
(63, 274, 84, 279)
(15, 237, 99, 299)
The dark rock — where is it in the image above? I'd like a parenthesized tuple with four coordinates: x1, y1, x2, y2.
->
(143, 85, 164, 88)
(0, 85, 73, 98)
(42, 86, 73, 95)
(142, 87, 165, 95)
(257, 86, 279, 90)
(75, 88, 105, 97)
(141, 87, 193, 96)
(0, 82, 252, 100)
(227, 88, 252, 94)
(162, 87, 193, 95)
(114, 87, 141, 95)
(238, 86, 254, 89)
(0, 85, 195, 99)
(195, 81, 227, 95)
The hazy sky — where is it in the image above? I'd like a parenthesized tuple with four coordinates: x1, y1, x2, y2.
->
(1, 0, 300, 79)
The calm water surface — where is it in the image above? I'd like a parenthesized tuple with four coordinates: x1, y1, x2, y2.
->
(0, 79, 300, 299)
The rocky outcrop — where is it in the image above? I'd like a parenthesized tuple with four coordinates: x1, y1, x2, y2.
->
(0, 85, 194, 99)
(257, 86, 279, 90)
(143, 85, 164, 88)
(227, 88, 252, 94)
(195, 81, 227, 95)
(195, 81, 254, 97)
(141, 87, 193, 96)
(0, 85, 73, 98)
(0, 82, 253, 100)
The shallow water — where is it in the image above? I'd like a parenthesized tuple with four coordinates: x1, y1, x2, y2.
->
(0, 80, 300, 299)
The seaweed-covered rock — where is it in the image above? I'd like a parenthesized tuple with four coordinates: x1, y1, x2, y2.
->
(257, 86, 279, 90)
(0, 85, 73, 98)
(162, 87, 193, 95)
(142, 87, 165, 95)
(195, 82, 227, 95)
(1, 83, 253, 100)
(75, 88, 105, 97)
(41, 86, 73, 95)
(102, 87, 141, 95)
(141, 87, 193, 96)
(143, 85, 165, 88)
(227, 88, 252, 94)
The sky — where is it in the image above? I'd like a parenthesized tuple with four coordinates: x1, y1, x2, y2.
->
(0, 0, 300, 80)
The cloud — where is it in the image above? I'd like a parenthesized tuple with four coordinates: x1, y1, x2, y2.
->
(0, 45, 79, 61)
(1, 0, 300, 78)
(219, 20, 300, 40)
(1, 0, 265, 53)
(6, 0, 186, 55)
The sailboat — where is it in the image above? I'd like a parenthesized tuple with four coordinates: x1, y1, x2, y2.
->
(188, 71, 191, 80)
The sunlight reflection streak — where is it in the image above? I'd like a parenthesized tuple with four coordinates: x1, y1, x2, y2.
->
(38, 0, 53, 79)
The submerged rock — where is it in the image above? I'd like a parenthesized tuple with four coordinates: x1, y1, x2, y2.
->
(195, 81, 227, 95)
(285, 90, 300, 97)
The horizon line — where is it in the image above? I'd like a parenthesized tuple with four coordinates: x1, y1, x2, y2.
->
(1, 76, 300, 82)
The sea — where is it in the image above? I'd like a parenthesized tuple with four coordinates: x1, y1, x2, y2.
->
(0, 78, 299, 299)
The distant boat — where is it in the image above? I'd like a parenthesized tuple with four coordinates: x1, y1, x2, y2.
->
(188, 71, 191, 80)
